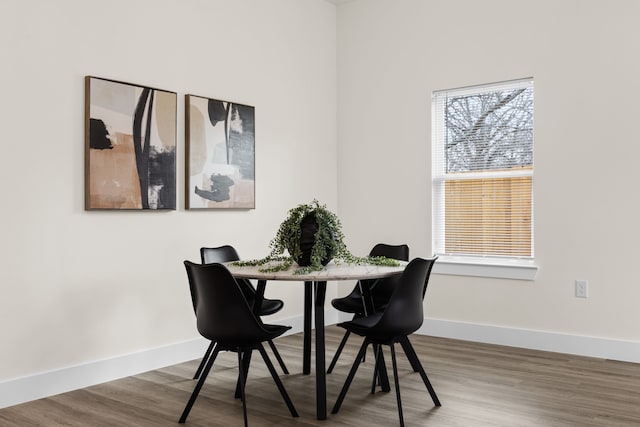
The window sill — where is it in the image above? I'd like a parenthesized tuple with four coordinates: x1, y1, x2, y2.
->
(432, 256, 538, 281)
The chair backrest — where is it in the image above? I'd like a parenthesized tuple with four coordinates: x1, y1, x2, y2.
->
(184, 261, 268, 347)
(421, 255, 438, 298)
(370, 243, 409, 261)
(200, 246, 256, 301)
(368, 243, 410, 301)
(372, 257, 437, 339)
(200, 245, 241, 264)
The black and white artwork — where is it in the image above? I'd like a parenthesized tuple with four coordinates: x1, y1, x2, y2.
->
(186, 95, 255, 209)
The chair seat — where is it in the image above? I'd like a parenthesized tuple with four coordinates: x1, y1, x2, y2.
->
(262, 323, 291, 338)
(217, 324, 291, 350)
(331, 295, 364, 314)
(331, 295, 388, 315)
(338, 313, 383, 336)
(259, 298, 284, 316)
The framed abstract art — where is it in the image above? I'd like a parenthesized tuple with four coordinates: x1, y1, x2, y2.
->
(85, 76, 177, 210)
(185, 94, 255, 209)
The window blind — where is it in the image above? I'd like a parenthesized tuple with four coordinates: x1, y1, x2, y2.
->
(432, 78, 534, 259)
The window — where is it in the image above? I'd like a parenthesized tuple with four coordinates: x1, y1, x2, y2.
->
(432, 78, 536, 280)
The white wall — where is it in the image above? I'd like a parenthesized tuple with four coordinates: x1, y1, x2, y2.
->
(0, 0, 337, 384)
(337, 0, 640, 348)
(5, 0, 640, 408)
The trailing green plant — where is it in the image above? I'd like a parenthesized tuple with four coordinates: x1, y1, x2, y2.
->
(231, 200, 401, 274)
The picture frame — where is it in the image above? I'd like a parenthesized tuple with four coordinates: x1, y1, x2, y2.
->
(85, 76, 177, 210)
(185, 94, 255, 209)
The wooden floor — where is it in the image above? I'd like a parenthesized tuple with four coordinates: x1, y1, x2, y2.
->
(3, 326, 640, 426)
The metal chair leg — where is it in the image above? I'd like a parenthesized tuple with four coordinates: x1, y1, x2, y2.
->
(237, 349, 249, 427)
(327, 330, 351, 373)
(257, 343, 299, 417)
(235, 349, 252, 399)
(371, 344, 382, 394)
(399, 336, 421, 373)
(370, 343, 390, 393)
(331, 339, 369, 414)
(179, 345, 219, 423)
(390, 343, 405, 427)
(193, 341, 215, 379)
(411, 350, 441, 406)
(267, 339, 289, 375)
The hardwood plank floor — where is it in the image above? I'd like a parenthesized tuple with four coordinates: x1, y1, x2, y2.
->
(2, 326, 640, 426)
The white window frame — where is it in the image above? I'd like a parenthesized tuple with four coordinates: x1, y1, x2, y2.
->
(431, 78, 538, 281)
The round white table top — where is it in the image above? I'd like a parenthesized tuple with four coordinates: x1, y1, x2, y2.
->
(224, 259, 407, 281)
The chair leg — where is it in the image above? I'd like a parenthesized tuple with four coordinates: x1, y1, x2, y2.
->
(235, 349, 252, 399)
(403, 338, 441, 407)
(267, 339, 289, 375)
(413, 359, 441, 406)
(237, 349, 249, 427)
(331, 338, 369, 414)
(370, 344, 381, 394)
(193, 341, 215, 379)
(370, 343, 390, 393)
(390, 343, 405, 427)
(179, 345, 220, 423)
(257, 343, 299, 417)
(327, 330, 351, 373)
(399, 336, 420, 373)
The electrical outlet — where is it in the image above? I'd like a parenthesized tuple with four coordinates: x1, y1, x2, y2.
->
(575, 280, 588, 298)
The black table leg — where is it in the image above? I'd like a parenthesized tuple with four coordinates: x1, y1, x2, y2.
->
(314, 281, 327, 420)
(254, 280, 267, 317)
(303, 281, 312, 375)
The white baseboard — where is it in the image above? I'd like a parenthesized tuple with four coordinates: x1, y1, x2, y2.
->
(0, 337, 211, 410)
(0, 314, 309, 410)
(418, 318, 640, 364)
(329, 313, 640, 363)
(4, 313, 638, 410)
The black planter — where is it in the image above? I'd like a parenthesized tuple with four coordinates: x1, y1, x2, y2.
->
(295, 212, 333, 267)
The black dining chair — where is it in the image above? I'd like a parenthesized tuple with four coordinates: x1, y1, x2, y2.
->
(180, 261, 298, 427)
(327, 243, 409, 373)
(195, 246, 289, 379)
(331, 257, 440, 427)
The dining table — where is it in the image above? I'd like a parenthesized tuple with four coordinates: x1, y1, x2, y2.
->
(224, 259, 407, 420)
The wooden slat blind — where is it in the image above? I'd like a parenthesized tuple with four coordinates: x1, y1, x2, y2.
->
(444, 173, 532, 256)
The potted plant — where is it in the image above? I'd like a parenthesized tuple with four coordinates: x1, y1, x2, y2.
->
(234, 200, 401, 274)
